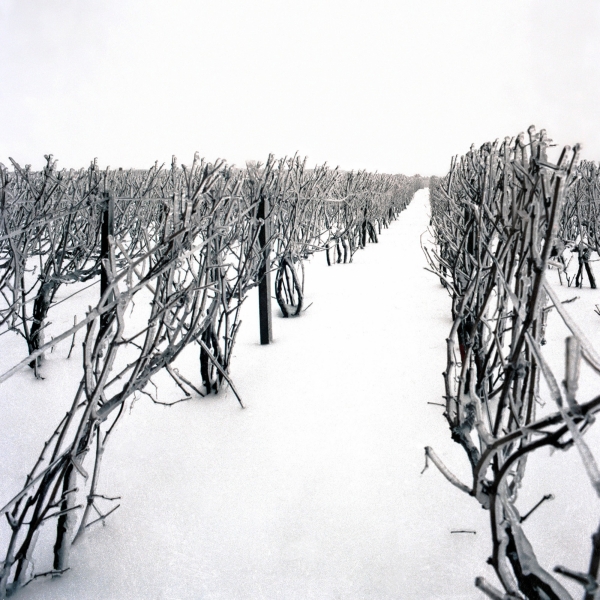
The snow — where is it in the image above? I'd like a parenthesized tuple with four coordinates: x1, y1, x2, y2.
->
(4, 187, 598, 599)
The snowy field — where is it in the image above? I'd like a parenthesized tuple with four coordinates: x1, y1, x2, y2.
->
(3, 188, 600, 599)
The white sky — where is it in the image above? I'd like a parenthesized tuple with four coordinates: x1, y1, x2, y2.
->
(0, 0, 598, 175)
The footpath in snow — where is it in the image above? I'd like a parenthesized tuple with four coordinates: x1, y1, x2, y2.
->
(19, 189, 494, 600)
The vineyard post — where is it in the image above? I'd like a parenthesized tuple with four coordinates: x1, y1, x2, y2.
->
(257, 194, 272, 344)
(100, 191, 114, 330)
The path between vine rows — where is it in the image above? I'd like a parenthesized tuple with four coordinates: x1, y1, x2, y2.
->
(20, 189, 495, 600)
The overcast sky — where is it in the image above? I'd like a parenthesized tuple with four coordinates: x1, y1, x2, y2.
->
(0, 0, 598, 175)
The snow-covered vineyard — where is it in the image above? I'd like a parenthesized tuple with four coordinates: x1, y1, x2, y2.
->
(4, 0, 600, 596)
(2, 188, 496, 600)
(3, 129, 600, 600)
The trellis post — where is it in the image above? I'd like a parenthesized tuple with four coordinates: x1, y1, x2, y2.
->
(100, 191, 114, 330)
(257, 195, 272, 344)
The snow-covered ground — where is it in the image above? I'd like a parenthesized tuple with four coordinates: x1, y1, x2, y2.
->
(3, 188, 600, 599)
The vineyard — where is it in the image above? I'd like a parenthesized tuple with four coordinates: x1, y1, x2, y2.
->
(2, 127, 600, 599)
(0, 154, 423, 598)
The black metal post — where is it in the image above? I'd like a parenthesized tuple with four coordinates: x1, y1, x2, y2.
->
(100, 191, 114, 330)
(257, 195, 272, 344)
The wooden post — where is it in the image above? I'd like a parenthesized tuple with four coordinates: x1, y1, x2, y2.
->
(100, 191, 114, 330)
(257, 195, 272, 344)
